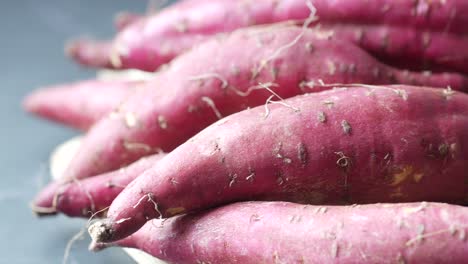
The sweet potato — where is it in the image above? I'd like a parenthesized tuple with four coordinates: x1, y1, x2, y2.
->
(321, 23, 468, 73)
(62, 26, 468, 183)
(31, 153, 165, 217)
(69, 0, 468, 72)
(23, 79, 140, 131)
(92, 201, 468, 264)
(88, 85, 468, 242)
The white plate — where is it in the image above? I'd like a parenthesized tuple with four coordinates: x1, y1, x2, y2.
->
(49, 137, 166, 264)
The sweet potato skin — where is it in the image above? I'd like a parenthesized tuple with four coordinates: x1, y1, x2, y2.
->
(23, 79, 139, 131)
(31, 153, 165, 217)
(71, 0, 468, 71)
(95, 201, 468, 264)
(321, 23, 468, 73)
(92, 85, 468, 242)
(64, 26, 468, 182)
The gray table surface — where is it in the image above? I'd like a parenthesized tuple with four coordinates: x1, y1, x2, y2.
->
(0, 0, 173, 263)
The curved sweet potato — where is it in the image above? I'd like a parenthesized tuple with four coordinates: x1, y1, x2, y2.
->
(23, 79, 141, 131)
(63, 26, 468, 182)
(68, 0, 468, 72)
(93, 201, 468, 264)
(31, 153, 166, 217)
(89, 85, 468, 242)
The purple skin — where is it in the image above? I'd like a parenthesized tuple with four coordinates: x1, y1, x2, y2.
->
(68, 0, 468, 71)
(92, 201, 468, 264)
(90, 85, 468, 242)
(31, 153, 165, 217)
(23, 79, 141, 131)
(320, 23, 468, 74)
(61, 26, 468, 184)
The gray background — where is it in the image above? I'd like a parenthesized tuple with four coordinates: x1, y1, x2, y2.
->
(0, 0, 173, 263)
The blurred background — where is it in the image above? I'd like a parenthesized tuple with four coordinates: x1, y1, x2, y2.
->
(0, 0, 173, 263)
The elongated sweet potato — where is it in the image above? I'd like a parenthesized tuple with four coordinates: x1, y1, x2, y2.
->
(62, 26, 468, 183)
(23, 80, 141, 131)
(32, 153, 165, 217)
(92, 201, 468, 264)
(69, 0, 468, 72)
(321, 23, 468, 73)
(88, 85, 468, 242)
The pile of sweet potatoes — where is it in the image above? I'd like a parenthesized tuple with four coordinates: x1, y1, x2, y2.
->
(25, 0, 468, 263)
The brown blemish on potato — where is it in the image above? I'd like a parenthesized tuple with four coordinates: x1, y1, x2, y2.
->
(166, 207, 185, 215)
(297, 143, 308, 166)
(305, 42, 314, 52)
(317, 111, 327, 123)
(390, 165, 413, 186)
(341, 120, 352, 135)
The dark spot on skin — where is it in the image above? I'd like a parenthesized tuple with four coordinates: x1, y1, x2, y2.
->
(317, 111, 326, 123)
(298, 143, 308, 167)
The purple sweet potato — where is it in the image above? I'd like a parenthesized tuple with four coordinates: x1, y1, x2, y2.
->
(66, 12, 145, 68)
(23, 79, 140, 131)
(92, 201, 468, 264)
(31, 153, 165, 217)
(69, 0, 468, 72)
(321, 23, 468, 73)
(66, 40, 117, 71)
(63, 26, 468, 183)
(89, 85, 468, 242)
